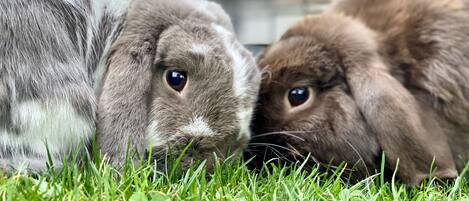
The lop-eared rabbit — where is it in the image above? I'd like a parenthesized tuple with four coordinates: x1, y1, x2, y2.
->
(251, 0, 469, 185)
(0, 0, 260, 172)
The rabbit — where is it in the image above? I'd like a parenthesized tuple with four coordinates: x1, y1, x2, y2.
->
(249, 0, 469, 185)
(97, 0, 261, 168)
(0, 0, 260, 172)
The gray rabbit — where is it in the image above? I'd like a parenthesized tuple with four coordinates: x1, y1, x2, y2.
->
(0, 0, 260, 172)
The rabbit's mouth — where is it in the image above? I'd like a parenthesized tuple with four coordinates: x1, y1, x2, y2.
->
(146, 133, 246, 170)
(145, 112, 252, 169)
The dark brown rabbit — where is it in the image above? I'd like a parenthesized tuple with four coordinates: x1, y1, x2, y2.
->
(249, 0, 469, 185)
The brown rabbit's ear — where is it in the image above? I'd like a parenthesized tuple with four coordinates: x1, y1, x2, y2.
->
(343, 57, 457, 185)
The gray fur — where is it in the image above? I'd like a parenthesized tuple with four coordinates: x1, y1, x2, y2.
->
(1, 0, 101, 171)
(0, 0, 260, 171)
(97, 0, 261, 167)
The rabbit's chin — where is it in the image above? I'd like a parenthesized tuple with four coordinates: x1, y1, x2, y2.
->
(147, 145, 243, 171)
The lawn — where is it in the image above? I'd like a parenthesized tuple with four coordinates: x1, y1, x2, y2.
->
(1, 147, 468, 201)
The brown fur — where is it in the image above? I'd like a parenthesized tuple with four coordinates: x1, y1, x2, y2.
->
(252, 0, 469, 185)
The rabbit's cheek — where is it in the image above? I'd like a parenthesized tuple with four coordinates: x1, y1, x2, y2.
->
(146, 120, 167, 149)
(236, 108, 254, 144)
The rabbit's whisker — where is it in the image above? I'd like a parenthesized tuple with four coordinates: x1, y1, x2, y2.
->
(250, 142, 295, 162)
(342, 137, 371, 176)
(252, 131, 306, 141)
(248, 142, 295, 153)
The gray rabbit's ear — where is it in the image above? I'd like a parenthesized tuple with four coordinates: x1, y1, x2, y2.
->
(201, 1, 235, 31)
(96, 0, 170, 164)
(97, 34, 157, 165)
(96, 0, 192, 165)
(344, 56, 457, 185)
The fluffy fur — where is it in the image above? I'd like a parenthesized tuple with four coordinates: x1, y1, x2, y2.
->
(0, 0, 109, 172)
(251, 0, 469, 185)
(1, 0, 260, 172)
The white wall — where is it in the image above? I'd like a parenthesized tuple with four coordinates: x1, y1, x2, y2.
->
(214, 0, 332, 44)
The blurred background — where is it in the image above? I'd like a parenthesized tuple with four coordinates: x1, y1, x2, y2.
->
(213, 0, 332, 45)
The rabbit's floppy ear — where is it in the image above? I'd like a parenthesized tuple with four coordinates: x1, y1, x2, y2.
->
(343, 55, 457, 185)
(97, 36, 156, 164)
(96, 0, 174, 165)
(200, 1, 235, 32)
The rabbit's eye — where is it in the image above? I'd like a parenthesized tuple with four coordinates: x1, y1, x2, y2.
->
(165, 70, 187, 92)
(288, 87, 310, 107)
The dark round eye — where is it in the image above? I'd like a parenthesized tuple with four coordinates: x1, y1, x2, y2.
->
(165, 70, 187, 92)
(288, 87, 310, 107)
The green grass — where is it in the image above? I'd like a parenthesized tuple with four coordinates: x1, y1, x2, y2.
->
(0, 145, 468, 200)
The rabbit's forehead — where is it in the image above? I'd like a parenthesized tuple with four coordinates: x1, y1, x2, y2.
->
(159, 23, 259, 98)
(260, 39, 343, 88)
(159, 24, 236, 67)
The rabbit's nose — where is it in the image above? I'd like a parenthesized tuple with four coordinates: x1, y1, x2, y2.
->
(180, 117, 216, 137)
(189, 140, 201, 150)
(183, 136, 208, 150)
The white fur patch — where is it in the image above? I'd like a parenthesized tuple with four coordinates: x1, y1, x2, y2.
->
(0, 101, 92, 158)
(236, 108, 253, 140)
(191, 43, 211, 55)
(212, 24, 251, 97)
(180, 116, 215, 136)
(146, 120, 166, 148)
